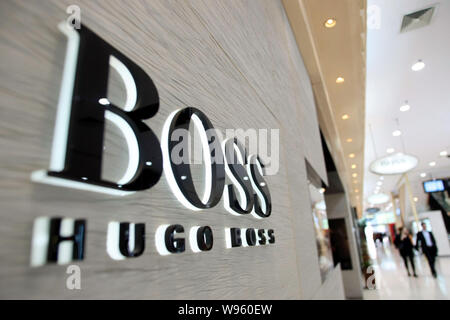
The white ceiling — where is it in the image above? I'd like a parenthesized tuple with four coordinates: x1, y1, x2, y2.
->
(364, 0, 450, 208)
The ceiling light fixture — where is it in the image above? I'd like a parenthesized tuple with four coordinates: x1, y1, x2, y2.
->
(346, 138, 353, 143)
(386, 148, 395, 154)
(351, 164, 357, 169)
(352, 173, 357, 178)
(336, 77, 345, 84)
(324, 18, 337, 28)
(379, 176, 384, 181)
(429, 161, 436, 167)
(400, 102, 410, 112)
(413, 197, 419, 202)
(349, 153, 355, 158)
(440, 150, 448, 157)
(392, 130, 402, 137)
(420, 172, 426, 178)
(411, 60, 425, 71)
(377, 181, 383, 186)
(98, 98, 110, 105)
(342, 114, 349, 120)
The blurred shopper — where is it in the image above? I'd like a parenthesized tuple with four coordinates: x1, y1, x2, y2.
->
(416, 223, 438, 278)
(397, 228, 417, 277)
(393, 227, 403, 249)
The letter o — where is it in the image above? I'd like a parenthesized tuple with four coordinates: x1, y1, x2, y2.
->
(161, 107, 225, 211)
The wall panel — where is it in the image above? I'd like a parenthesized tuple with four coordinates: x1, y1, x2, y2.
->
(0, 0, 341, 299)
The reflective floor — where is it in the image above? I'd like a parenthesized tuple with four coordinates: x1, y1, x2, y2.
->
(363, 240, 450, 300)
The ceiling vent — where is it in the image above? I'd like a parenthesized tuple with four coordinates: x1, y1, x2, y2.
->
(400, 6, 436, 33)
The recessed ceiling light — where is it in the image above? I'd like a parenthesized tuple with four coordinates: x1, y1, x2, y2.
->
(411, 60, 425, 71)
(400, 103, 410, 112)
(380, 176, 384, 180)
(386, 148, 395, 154)
(429, 161, 436, 167)
(392, 130, 402, 137)
(420, 172, 426, 178)
(98, 98, 110, 105)
(351, 164, 357, 169)
(440, 150, 448, 157)
(349, 153, 355, 158)
(324, 18, 337, 28)
(346, 138, 353, 143)
(352, 173, 357, 178)
(377, 181, 383, 186)
(413, 197, 419, 202)
(342, 114, 349, 120)
(355, 189, 359, 193)
(336, 77, 345, 84)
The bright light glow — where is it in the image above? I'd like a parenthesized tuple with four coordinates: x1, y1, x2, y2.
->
(99, 98, 110, 105)
(107, 222, 126, 260)
(324, 18, 337, 28)
(104, 110, 139, 185)
(429, 161, 436, 167)
(223, 139, 248, 216)
(161, 109, 214, 211)
(349, 153, 355, 158)
(413, 197, 419, 202)
(191, 114, 212, 204)
(109, 55, 137, 112)
(411, 60, 425, 71)
(351, 164, 356, 169)
(386, 148, 395, 154)
(377, 181, 382, 186)
(30, 217, 50, 267)
(155, 225, 171, 255)
(392, 130, 402, 137)
(355, 189, 359, 193)
(352, 173, 357, 178)
(315, 200, 326, 210)
(399, 103, 410, 112)
(49, 22, 80, 172)
(189, 226, 201, 253)
(368, 193, 390, 205)
(353, 180, 357, 184)
(346, 138, 353, 143)
(336, 77, 345, 84)
(162, 110, 199, 211)
(440, 150, 448, 157)
(342, 114, 349, 120)
(247, 155, 267, 219)
(31, 170, 133, 196)
(224, 228, 232, 249)
(420, 172, 426, 178)
(379, 176, 384, 180)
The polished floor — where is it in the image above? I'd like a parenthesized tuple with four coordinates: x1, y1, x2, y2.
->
(363, 240, 450, 300)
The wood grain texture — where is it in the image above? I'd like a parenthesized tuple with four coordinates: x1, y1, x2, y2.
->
(0, 0, 339, 299)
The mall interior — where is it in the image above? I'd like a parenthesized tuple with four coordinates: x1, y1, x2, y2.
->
(0, 0, 449, 300)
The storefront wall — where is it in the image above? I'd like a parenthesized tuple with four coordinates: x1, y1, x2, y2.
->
(0, 0, 344, 299)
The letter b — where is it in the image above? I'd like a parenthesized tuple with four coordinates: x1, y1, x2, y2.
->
(32, 23, 162, 196)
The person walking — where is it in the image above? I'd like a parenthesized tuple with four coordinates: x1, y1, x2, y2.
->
(415, 222, 439, 278)
(397, 228, 417, 277)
